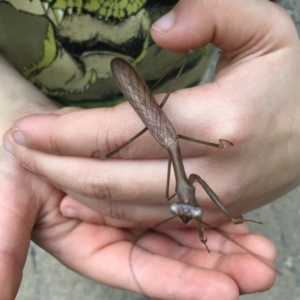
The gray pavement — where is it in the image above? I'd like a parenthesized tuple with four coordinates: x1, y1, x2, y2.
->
(15, 1, 300, 299)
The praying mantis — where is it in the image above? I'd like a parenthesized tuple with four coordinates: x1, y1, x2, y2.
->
(100, 50, 260, 252)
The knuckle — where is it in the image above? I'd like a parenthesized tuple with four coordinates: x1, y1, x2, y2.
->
(82, 170, 113, 201)
(212, 111, 249, 145)
(107, 201, 127, 221)
(95, 109, 138, 159)
(79, 163, 137, 221)
(49, 130, 64, 155)
(49, 115, 71, 155)
(50, 115, 79, 156)
(80, 170, 129, 221)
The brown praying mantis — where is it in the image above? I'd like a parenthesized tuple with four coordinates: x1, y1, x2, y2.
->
(100, 50, 260, 252)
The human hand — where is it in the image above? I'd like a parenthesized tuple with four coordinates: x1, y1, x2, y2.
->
(0, 57, 275, 300)
(0, 81, 276, 300)
(4, 0, 300, 225)
(0, 145, 276, 299)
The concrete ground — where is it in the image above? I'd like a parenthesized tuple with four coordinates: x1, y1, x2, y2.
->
(15, 1, 300, 299)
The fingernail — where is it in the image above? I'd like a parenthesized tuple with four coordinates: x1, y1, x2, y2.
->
(63, 207, 77, 218)
(152, 10, 175, 33)
(12, 127, 28, 146)
(3, 141, 14, 155)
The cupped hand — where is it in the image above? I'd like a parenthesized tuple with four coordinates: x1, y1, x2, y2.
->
(0, 146, 276, 300)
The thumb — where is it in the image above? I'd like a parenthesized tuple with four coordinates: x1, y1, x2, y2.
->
(151, 0, 296, 55)
(0, 152, 32, 299)
(0, 148, 57, 299)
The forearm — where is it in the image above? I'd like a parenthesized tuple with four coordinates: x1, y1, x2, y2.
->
(0, 54, 58, 138)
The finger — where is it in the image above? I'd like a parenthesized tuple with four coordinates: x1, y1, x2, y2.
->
(157, 226, 277, 262)
(8, 140, 169, 204)
(8, 90, 236, 159)
(0, 149, 50, 299)
(132, 230, 276, 295)
(151, 0, 297, 53)
(60, 193, 174, 229)
(129, 249, 239, 299)
(0, 195, 27, 299)
(8, 105, 165, 157)
(60, 195, 253, 234)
